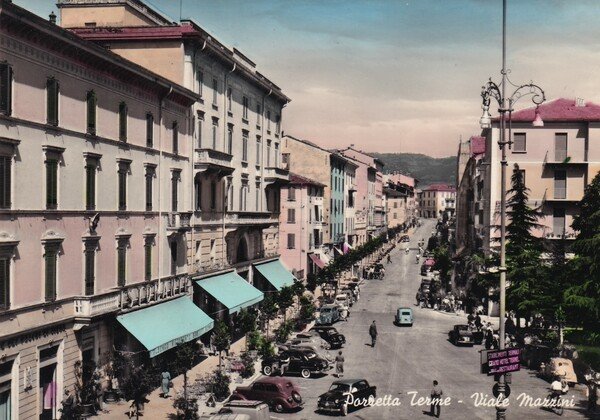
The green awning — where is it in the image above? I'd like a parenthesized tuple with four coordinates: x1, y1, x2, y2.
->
(195, 271, 264, 315)
(253, 259, 297, 291)
(116, 297, 214, 358)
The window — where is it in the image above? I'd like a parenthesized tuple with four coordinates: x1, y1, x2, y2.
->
(212, 78, 218, 105)
(255, 182, 260, 211)
(242, 130, 248, 162)
(518, 169, 526, 187)
(85, 160, 97, 210)
(267, 140, 272, 166)
(287, 208, 296, 223)
(197, 111, 204, 149)
(210, 181, 217, 210)
(118, 101, 127, 141)
(256, 104, 261, 125)
(0, 155, 11, 209)
(171, 170, 180, 212)
(275, 114, 281, 134)
(145, 165, 155, 211)
(172, 121, 179, 154)
(86, 90, 97, 135)
(44, 242, 59, 302)
(555, 133, 567, 162)
(553, 208, 566, 236)
(197, 69, 204, 97)
(146, 113, 154, 148)
(227, 87, 232, 112)
(256, 136, 262, 165)
(84, 241, 96, 295)
(243, 96, 249, 120)
(554, 170, 566, 199)
(194, 179, 202, 211)
(275, 143, 279, 167)
(240, 183, 248, 211)
(118, 161, 129, 211)
(513, 133, 526, 152)
(212, 117, 219, 149)
(117, 239, 127, 286)
(227, 124, 233, 154)
(0, 62, 13, 116)
(287, 233, 295, 249)
(267, 110, 271, 131)
(228, 183, 234, 211)
(288, 187, 296, 201)
(46, 158, 58, 210)
(170, 241, 178, 275)
(46, 77, 59, 126)
(0, 251, 11, 309)
(144, 238, 153, 281)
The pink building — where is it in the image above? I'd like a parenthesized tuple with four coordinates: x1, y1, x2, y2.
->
(279, 174, 326, 280)
(0, 3, 210, 417)
(419, 184, 456, 218)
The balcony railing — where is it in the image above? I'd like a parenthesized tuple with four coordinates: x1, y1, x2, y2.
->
(74, 291, 121, 318)
(195, 148, 235, 175)
(264, 166, 290, 184)
(167, 212, 192, 231)
(543, 150, 588, 166)
(225, 211, 279, 226)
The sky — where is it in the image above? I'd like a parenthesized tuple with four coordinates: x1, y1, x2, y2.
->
(16, 0, 600, 157)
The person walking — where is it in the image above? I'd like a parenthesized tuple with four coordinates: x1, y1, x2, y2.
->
(587, 378, 598, 413)
(430, 380, 443, 418)
(369, 321, 378, 347)
(161, 370, 171, 398)
(335, 351, 345, 378)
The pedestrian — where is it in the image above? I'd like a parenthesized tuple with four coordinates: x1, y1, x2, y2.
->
(92, 366, 104, 413)
(587, 379, 598, 413)
(505, 315, 516, 336)
(161, 370, 171, 398)
(467, 311, 475, 324)
(279, 351, 290, 376)
(369, 320, 378, 347)
(61, 389, 75, 419)
(335, 351, 345, 378)
(475, 313, 482, 330)
(430, 380, 443, 418)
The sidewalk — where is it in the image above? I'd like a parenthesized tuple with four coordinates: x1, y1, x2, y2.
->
(96, 337, 252, 419)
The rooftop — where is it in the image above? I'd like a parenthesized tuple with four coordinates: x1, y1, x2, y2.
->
(423, 184, 456, 192)
(289, 173, 326, 187)
(507, 98, 600, 122)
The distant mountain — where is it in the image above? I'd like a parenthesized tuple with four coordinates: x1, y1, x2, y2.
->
(371, 153, 456, 187)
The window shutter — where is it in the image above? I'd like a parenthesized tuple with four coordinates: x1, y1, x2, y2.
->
(145, 172, 153, 211)
(117, 244, 126, 286)
(45, 251, 57, 301)
(0, 64, 12, 116)
(47, 78, 59, 126)
(86, 165, 95, 210)
(146, 113, 154, 147)
(119, 102, 127, 141)
(86, 91, 96, 135)
(0, 156, 11, 209)
(118, 168, 127, 210)
(145, 243, 152, 281)
(171, 174, 178, 212)
(173, 121, 178, 154)
(85, 248, 95, 295)
(0, 258, 9, 309)
(46, 160, 58, 209)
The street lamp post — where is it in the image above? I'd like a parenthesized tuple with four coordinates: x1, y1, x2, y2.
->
(479, 1, 545, 419)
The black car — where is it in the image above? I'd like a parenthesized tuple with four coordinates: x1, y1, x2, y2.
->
(262, 348, 330, 379)
(449, 325, 474, 346)
(318, 379, 377, 416)
(521, 344, 554, 370)
(310, 326, 346, 349)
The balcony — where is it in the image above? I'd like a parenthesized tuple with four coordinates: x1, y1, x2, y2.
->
(543, 150, 588, 166)
(167, 212, 192, 231)
(74, 291, 121, 320)
(264, 166, 290, 185)
(195, 148, 235, 176)
(225, 211, 279, 226)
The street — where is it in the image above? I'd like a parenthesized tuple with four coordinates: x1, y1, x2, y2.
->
(274, 220, 590, 420)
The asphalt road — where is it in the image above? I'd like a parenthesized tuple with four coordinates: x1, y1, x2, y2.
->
(272, 219, 592, 420)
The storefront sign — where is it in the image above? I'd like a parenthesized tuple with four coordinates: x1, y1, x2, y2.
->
(486, 348, 521, 376)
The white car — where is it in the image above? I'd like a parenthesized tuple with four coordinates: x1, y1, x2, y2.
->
(334, 294, 350, 311)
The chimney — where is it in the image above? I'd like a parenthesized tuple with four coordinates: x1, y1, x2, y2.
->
(49, 11, 57, 24)
(576, 97, 585, 107)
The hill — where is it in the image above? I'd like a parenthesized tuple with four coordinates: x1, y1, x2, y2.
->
(370, 153, 456, 187)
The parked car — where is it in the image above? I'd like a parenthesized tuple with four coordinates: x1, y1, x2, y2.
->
(340, 288, 355, 305)
(449, 325, 474, 346)
(292, 332, 331, 349)
(521, 344, 554, 370)
(317, 304, 341, 325)
(261, 348, 330, 378)
(538, 358, 578, 385)
(230, 377, 303, 413)
(395, 307, 414, 326)
(217, 401, 270, 420)
(286, 344, 334, 364)
(309, 326, 346, 349)
(317, 379, 377, 416)
(334, 294, 350, 311)
(400, 235, 410, 243)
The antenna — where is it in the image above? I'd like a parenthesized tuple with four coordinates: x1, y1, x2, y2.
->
(179, 0, 183, 21)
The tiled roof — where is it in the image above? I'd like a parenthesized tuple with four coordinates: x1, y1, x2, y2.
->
(509, 98, 600, 122)
(424, 184, 456, 192)
(289, 173, 326, 187)
(469, 136, 486, 156)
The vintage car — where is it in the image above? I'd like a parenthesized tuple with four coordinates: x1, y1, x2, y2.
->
(538, 358, 578, 385)
(316, 304, 341, 325)
(400, 235, 410, 243)
(292, 331, 331, 348)
(449, 325, 474, 346)
(217, 400, 271, 420)
(261, 348, 330, 378)
(309, 326, 346, 349)
(317, 379, 377, 416)
(521, 344, 554, 370)
(285, 344, 334, 364)
(395, 307, 414, 326)
(230, 377, 303, 413)
(340, 288, 356, 305)
(334, 294, 350, 311)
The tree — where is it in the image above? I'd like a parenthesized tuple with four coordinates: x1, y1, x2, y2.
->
(120, 362, 154, 419)
(172, 341, 198, 419)
(237, 308, 257, 335)
(259, 293, 279, 339)
(277, 285, 295, 321)
(433, 246, 452, 291)
(564, 172, 600, 329)
(505, 164, 546, 324)
(212, 321, 231, 371)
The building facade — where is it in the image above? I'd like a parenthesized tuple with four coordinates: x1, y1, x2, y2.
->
(383, 173, 417, 229)
(419, 184, 456, 218)
(483, 98, 600, 249)
(0, 2, 201, 417)
(279, 174, 325, 279)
